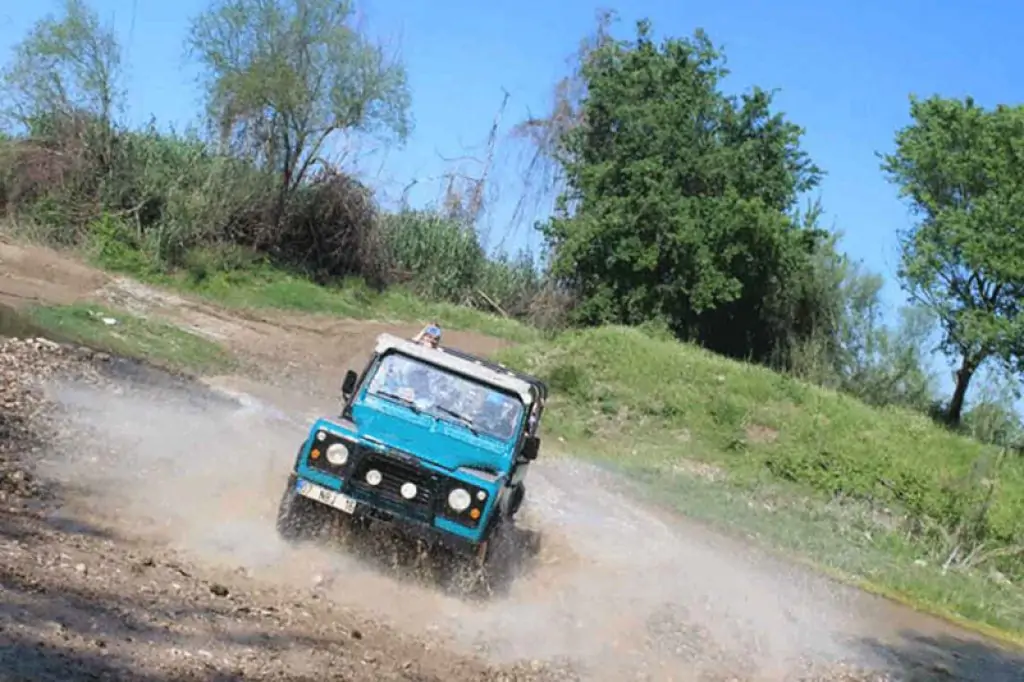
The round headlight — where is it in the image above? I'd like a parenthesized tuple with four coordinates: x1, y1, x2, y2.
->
(447, 488, 471, 512)
(325, 443, 349, 466)
(400, 482, 418, 500)
(366, 469, 382, 486)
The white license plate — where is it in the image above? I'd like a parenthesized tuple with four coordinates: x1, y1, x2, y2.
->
(297, 480, 356, 514)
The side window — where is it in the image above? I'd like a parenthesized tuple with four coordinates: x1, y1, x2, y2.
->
(343, 353, 380, 417)
(356, 354, 382, 396)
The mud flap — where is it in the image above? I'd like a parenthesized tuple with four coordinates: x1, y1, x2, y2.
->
(475, 538, 490, 567)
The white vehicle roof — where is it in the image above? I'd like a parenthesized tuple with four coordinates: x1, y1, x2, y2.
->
(373, 333, 535, 405)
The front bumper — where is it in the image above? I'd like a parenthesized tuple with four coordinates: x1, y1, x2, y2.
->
(289, 473, 485, 557)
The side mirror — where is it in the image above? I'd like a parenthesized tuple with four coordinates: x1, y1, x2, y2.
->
(520, 435, 541, 462)
(341, 370, 358, 400)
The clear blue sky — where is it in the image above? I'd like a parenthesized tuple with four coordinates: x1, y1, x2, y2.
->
(2, 0, 1022, 402)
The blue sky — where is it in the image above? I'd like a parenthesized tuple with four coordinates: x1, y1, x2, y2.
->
(2, 0, 1022, 401)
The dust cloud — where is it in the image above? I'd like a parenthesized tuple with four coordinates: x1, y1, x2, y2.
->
(39, 369, 883, 681)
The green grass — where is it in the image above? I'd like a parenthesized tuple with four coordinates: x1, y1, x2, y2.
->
(498, 326, 1024, 639)
(183, 267, 539, 342)
(25, 303, 235, 374)
(89, 244, 541, 343)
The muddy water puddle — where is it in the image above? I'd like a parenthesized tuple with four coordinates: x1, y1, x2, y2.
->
(0, 302, 65, 341)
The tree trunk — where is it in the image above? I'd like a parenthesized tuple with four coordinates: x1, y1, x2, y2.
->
(946, 355, 980, 426)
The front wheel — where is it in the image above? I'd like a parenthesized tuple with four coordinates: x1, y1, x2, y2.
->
(275, 478, 321, 542)
(482, 519, 519, 568)
(508, 483, 526, 518)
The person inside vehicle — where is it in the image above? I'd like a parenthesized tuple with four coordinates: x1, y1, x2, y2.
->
(413, 323, 442, 348)
(477, 391, 519, 439)
(527, 396, 543, 435)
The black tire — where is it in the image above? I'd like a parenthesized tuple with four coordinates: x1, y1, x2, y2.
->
(275, 477, 320, 542)
(508, 483, 526, 518)
(485, 520, 514, 566)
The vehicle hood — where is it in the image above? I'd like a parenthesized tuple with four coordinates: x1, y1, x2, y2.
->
(350, 399, 512, 474)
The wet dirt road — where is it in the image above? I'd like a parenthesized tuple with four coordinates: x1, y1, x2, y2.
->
(34, 363, 1024, 681)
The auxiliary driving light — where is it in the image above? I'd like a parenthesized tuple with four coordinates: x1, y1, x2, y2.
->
(447, 488, 471, 512)
(366, 469, 383, 486)
(400, 482, 417, 500)
(325, 443, 349, 466)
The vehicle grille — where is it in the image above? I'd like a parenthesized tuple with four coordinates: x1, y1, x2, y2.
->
(350, 451, 438, 509)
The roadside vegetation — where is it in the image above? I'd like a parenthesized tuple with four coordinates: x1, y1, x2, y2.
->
(2, 0, 1023, 638)
(23, 303, 236, 373)
(498, 328, 1024, 639)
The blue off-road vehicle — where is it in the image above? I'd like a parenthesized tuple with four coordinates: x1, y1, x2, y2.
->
(275, 332, 547, 566)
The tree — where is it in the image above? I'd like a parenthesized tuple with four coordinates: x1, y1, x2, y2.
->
(539, 18, 833, 364)
(960, 368, 1023, 447)
(787, 249, 937, 411)
(881, 96, 1024, 425)
(832, 266, 937, 411)
(185, 0, 411, 225)
(0, 0, 123, 133)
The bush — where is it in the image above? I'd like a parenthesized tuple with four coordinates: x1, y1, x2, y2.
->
(379, 209, 557, 323)
(226, 167, 388, 287)
(381, 209, 485, 303)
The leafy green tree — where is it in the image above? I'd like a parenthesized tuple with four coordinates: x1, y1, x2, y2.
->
(881, 96, 1024, 425)
(540, 18, 833, 363)
(0, 0, 123, 132)
(960, 368, 1023, 447)
(0, 0, 125, 236)
(789, 252, 937, 411)
(186, 0, 411, 225)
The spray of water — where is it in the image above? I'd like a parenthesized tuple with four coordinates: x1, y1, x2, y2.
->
(40, 369, 883, 681)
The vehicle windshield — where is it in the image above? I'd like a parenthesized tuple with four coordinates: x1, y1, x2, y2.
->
(364, 352, 525, 441)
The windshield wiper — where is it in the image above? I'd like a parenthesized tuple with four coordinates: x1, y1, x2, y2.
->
(433, 406, 479, 435)
(373, 390, 421, 413)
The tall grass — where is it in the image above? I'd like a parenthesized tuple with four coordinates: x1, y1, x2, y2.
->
(380, 209, 547, 318)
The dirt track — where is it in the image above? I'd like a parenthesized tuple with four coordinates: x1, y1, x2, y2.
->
(2, 240, 1024, 681)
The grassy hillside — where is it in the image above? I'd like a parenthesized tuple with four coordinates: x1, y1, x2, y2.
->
(498, 326, 1024, 639)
